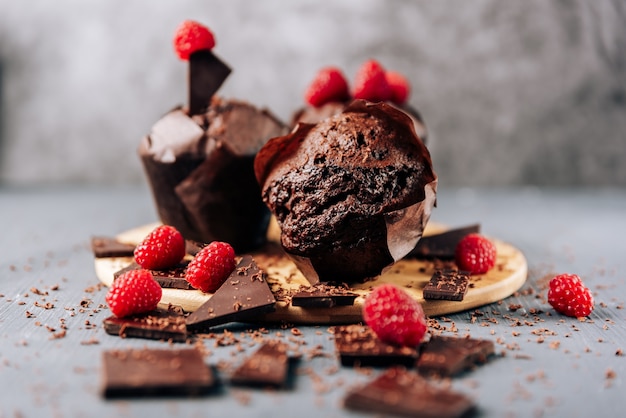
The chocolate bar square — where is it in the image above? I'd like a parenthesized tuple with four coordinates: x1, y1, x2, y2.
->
(103, 307, 187, 342)
(101, 348, 214, 398)
(91, 236, 135, 258)
(333, 325, 418, 368)
(230, 340, 296, 388)
(423, 269, 470, 301)
(344, 367, 475, 418)
(417, 335, 495, 377)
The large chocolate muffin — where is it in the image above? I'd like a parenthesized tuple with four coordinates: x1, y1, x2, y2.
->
(139, 97, 287, 252)
(255, 100, 437, 283)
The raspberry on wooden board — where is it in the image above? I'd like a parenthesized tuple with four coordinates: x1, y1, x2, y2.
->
(455, 233, 497, 275)
(105, 270, 162, 318)
(134, 225, 186, 271)
(185, 241, 236, 293)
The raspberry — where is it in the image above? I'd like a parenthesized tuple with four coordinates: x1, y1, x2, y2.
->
(385, 71, 411, 105)
(134, 225, 186, 270)
(105, 269, 162, 318)
(173, 20, 216, 61)
(352, 59, 392, 102)
(548, 273, 594, 317)
(363, 284, 427, 347)
(185, 241, 236, 293)
(455, 233, 497, 275)
(304, 67, 350, 107)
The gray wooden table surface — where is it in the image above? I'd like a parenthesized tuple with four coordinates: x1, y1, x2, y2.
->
(1, 185, 625, 418)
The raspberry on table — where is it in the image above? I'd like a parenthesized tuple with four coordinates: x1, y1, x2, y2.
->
(385, 71, 411, 105)
(362, 284, 427, 347)
(185, 241, 236, 293)
(304, 67, 350, 107)
(352, 59, 392, 102)
(105, 269, 162, 318)
(455, 233, 497, 275)
(173, 20, 216, 61)
(134, 225, 186, 270)
(548, 273, 594, 317)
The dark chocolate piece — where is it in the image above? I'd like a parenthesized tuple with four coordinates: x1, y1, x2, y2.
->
(230, 340, 295, 388)
(186, 240, 207, 256)
(423, 269, 471, 301)
(114, 261, 193, 290)
(406, 224, 480, 260)
(188, 50, 231, 115)
(103, 308, 187, 342)
(417, 335, 495, 377)
(91, 236, 135, 258)
(185, 255, 276, 333)
(291, 283, 358, 308)
(333, 325, 418, 367)
(101, 348, 214, 398)
(344, 367, 475, 418)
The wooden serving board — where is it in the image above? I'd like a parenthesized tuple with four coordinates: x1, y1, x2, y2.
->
(95, 219, 527, 324)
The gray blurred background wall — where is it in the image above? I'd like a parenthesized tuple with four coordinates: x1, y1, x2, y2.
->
(0, 0, 624, 187)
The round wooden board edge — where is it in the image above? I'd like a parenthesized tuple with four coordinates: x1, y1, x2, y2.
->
(94, 222, 528, 323)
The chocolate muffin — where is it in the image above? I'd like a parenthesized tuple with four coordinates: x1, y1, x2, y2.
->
(139, 98, 287, 252)
(255, 100, 437, 283)
(138, 21, 287, 252)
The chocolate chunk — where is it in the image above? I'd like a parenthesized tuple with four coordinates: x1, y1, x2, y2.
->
(333, 325, 418, 367)
(185, 255, 276, 333)
(114, 261, 193, 290)
(91, 236, 135, 258)
(101, 348, 214, 398)
(417, 335, 495, 377)
(423, 269, 471, 301)
(230, 340, 296, 388)
(344, 367, 475, 418)
(406, 224, 481, 260)
(291, 283, 358, 308)
(103, 307, 187, 342)
(188, 50, 231, 115)
(186, 240, 207, 256)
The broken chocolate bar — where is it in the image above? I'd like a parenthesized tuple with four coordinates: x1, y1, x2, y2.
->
(91, 236, 135, 258)
(230, 340, 296, 388)
(333, 325, 418, 367)
(417, 335, 495, 377)
(185, 255, 276, 333)
(103, 307, 187, 342)
(406, 224, 480, 259)
(101, 348, 214, 398)
(291, 283, 358, 308)
(344, 367, 475, 418)
(186, 240, 207, 256)
(113, 261, 193, 290)
(423, 269, 471, 301)
(188, 50, 231, 115)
